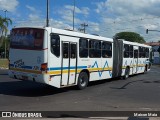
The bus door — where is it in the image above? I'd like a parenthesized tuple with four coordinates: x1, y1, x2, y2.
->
(61, 41, 77, 86)
(133, 46, 138, 74)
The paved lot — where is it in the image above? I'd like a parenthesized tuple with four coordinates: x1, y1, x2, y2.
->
(0, 66, 160, 119)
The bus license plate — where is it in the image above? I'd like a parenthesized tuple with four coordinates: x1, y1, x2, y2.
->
(22, 76, 28, 80)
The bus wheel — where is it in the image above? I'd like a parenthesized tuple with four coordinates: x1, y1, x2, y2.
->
(77, 72, 89, 90)
(123, 67, 130, 79)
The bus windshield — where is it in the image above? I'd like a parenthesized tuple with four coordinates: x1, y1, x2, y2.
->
(10, 28, 44, 50)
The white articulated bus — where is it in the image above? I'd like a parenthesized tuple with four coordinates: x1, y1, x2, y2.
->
(8, 27, 151, 89)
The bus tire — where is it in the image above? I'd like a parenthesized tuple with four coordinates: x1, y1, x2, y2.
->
(77, 72, 89, 90)
(123, 67, 130, 79)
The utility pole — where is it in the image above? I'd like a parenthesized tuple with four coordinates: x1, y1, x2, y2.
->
(73, 0, 75, 31)
(79, 23, 88, 33)
(46, 0, 49, 27)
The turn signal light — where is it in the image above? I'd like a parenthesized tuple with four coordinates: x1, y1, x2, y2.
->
(41, 63, 48, 71)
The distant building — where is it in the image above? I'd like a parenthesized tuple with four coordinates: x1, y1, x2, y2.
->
(145, 42, 160, 46)
(145, 42, 160, 64)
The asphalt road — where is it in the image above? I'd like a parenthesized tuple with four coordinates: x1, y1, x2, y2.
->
(0, 66, 160, 118)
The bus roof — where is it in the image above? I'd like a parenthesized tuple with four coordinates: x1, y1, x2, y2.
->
(123, 40, 151, 48)
(49, 27, 113, 42)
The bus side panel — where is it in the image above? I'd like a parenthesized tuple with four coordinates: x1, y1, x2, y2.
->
(49, 76, 61, 88)
(88, 58, 102, 81)
(121, 58, 134, 76)
(47, 34, 61, 88)
(137, 58, 146, 74)
(100, 58, 113, 80)
(88, 58, 112, 82)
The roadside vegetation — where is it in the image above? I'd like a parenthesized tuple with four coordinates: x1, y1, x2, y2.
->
(0, 59, 8, 69)
(114, 32, 146, 43)
(0, 16, 12, 59)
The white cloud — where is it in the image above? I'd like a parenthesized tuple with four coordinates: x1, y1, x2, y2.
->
(50, 19, 73, 30)
(18, 4, 46, 27)
(64, 5, 90, 15)
(26, 5, 36, 12)
(16, 18, 73, 31)
(0, 0, 19, 12)
(96, 0, 160, 16)
(81, 7, 90, 16)
(87, 22, 100, 33)
(65, 5, 81, 13)
(56, 5, 90, 27)
(143, 24, 158, 30)
(28, 14, 40, 20)
(94, 0, 160, 42)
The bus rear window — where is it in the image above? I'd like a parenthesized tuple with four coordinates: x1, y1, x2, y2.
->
(10, 28, 44, 50)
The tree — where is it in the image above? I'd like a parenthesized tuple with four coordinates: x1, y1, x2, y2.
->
(114, 32, 146, 43)
(0, 16, 12, 47)
(0, 36, 10, 58)
(0, 16, 12, 58)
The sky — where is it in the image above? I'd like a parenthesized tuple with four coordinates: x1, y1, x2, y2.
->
(0, 0, 160, 42)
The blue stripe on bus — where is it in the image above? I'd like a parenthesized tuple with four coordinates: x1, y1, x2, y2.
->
(9, 64, 32, 69)
(92, 61, 112, 77)
(49, 66, 87, 71)
(9, 64, 14, 67)
(10, 64, 87, 71)
(21, 66, 33, 69)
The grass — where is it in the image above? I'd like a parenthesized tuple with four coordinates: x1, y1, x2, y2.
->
(0, 59, 9, 69)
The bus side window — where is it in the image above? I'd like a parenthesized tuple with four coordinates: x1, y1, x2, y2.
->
(63, 43, 69, 58)
(79, 38, 88, 58)
(71, 44, 76, 59)
(142, 47, 145, 58)
(139, 47, 141, 58)
(89, 40, 101, 58)
(50, 34, 60, 57)
(124, 44, 129, 58)
(102, 41, 112, 58)
(129, 45, 133, 58)
(139, 47, 145, 58)
(89, 40, 94, 58)
(134, 50, 138, 58)
(145, 48, 149, 58)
